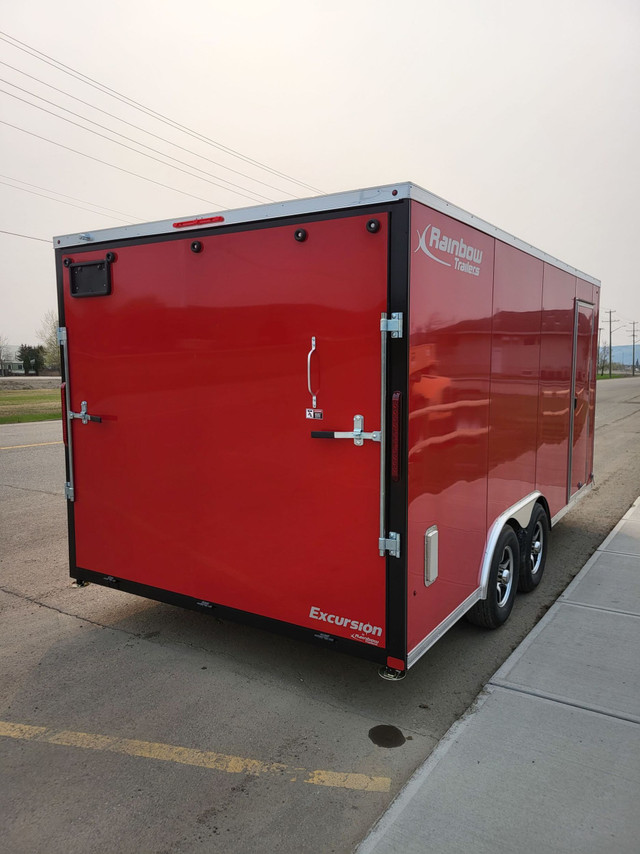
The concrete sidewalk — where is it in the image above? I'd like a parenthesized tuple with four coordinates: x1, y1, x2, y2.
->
(357, 498, 640, 854)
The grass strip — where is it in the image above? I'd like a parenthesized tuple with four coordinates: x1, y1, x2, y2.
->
(0, 389, 61, 424)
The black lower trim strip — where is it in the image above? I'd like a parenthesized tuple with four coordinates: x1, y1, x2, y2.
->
(72, 568, 388, 666)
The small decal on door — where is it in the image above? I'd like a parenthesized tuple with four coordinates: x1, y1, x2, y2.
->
(306, 409, 324, 419)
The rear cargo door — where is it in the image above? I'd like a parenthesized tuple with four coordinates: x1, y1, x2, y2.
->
(60, 212, 390, 648)
(569, 300, 595, 497)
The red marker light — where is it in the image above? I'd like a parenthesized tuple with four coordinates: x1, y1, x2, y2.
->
(61, 383, 68, 445)
(172, 216, 225, 229)
(391, 391, 402, 482)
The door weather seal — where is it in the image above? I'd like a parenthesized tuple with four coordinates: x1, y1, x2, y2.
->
(58, 326, 76, 503)
(379, 312, 403, 559)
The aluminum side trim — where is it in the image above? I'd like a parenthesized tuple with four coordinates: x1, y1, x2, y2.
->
(551, 481, 593, 526)
(479, 492, 542, 597)
(53, 186, 407, 249)
(407, 589, 482, 669)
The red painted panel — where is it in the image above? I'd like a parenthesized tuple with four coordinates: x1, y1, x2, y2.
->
(536, 265, 576, 516)
(63, 213, 389, 647)
(487, 244, 543, 526)
(407, 202, 495, 654)
(576, 278, 594, 304)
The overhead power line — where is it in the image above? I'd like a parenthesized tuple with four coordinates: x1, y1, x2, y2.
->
(0, 229, 49, 243)
(0, 118, 222, 207)
(0, 178, 136, 223)
(0, 59, 298, 199)
(0, 84, 271, 204)
(0, 31, 322, 195)
(0, 174, 144, 220)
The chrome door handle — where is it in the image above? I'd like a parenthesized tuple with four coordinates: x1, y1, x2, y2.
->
(307, 336, 318, 408)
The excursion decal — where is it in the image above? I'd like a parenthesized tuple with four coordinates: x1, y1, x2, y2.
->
(308, 605, 382, 646)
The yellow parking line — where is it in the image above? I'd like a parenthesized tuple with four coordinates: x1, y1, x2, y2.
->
(0, 720, 390, 792)
(0, 441, 63, 450)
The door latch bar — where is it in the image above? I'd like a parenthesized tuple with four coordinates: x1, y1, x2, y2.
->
(311, 414, 380, 446)
(69, 401, 102, 424)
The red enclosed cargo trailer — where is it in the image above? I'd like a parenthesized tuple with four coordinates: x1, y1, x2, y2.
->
(54, 183, 599, 677)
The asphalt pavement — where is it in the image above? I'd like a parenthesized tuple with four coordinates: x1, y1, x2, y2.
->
(357, 497, 640, 854)
(2, 379, 640, 853)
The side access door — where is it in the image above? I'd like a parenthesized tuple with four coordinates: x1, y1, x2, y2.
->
(569, 299, 595, 497)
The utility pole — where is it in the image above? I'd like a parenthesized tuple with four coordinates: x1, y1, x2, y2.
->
(633, 321, 637, 378)
(606, 310, 614, 378)
(598, 326, 603, 376)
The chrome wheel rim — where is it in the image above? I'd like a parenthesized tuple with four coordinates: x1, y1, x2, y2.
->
(496, 545, 514, 608)
(530, 521, 544, 576)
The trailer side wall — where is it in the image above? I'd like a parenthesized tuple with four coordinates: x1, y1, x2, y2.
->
(487, 243, 543, 528)
(406, 202, 494, 652)
(406, 200, 598, 657)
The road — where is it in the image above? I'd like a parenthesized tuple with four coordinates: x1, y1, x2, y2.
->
(1, 378, 640, 854)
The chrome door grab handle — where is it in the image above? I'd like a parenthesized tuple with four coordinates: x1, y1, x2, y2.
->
(69, 400, 102, 424)
(307, 336, 318, 408)
(311, 414, 380, 446)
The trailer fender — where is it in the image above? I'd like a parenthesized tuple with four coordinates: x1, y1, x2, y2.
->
(479, 492, 543, 598)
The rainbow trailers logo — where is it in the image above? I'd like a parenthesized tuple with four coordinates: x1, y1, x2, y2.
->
(415, 225, 483, 277)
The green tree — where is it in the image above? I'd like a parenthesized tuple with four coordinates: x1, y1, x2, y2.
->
(16, 344, 45, 376)
(597, 344, 608, 376)
(37, 309, 61, 373)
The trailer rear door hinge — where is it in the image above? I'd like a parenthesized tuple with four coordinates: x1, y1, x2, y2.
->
(65, 483, 74, 501)
(380, 313, 403, 338)
(57, 326, 67, 345)
(379, 532, 401, 558)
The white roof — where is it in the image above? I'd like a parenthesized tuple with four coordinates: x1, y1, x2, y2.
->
(53, 182, 600, 286)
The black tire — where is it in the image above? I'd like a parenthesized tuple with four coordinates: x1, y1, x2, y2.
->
(466, 526, 520, 629)
(518, 504, 549, 593)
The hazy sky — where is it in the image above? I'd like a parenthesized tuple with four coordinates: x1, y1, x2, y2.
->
(1, 0, 638, 347)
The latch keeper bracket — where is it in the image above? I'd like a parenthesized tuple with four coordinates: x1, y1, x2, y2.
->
(380, 313, 403, 338)
(379, 532, 401, 558)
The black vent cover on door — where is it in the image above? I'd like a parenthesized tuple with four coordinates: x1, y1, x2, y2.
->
(69, 259, 112, 298)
